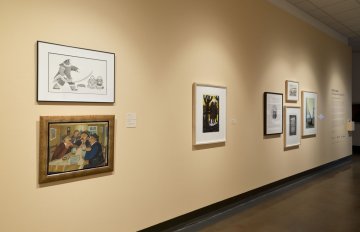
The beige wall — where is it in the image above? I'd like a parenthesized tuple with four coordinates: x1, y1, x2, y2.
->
(0, 0, 352, 231)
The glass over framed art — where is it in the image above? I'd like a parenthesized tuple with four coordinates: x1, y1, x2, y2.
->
(39, 115, 115, 183)
(285, 106, 301, 148)
(285, 80, 299, 102)
(193, 83, 227, 145)
(37, 41, 115, 103)
(264, 92, 283, 135)
(302, 91, 317, 136)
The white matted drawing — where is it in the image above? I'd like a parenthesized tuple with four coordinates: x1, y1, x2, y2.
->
(302, 91, 317, 136)
(37, 41, 115, 103)
(193, 83, 227, 145)
(286, 80, 299, 102)
(285, 106, 301, 148)
(264, 92, 283, 135)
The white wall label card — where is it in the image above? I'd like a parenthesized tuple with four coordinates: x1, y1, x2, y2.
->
(126, 113, 137, 128)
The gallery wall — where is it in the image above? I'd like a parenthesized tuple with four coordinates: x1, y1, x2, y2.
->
(0, 0, 352, 231)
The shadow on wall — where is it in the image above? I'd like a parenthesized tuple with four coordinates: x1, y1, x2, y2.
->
(192, 142, 225, 151)
(263, 134, 281, 140)
(284, 145, 299, 152)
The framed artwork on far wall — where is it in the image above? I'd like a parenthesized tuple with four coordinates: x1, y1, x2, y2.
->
(285, 80, 299, 102)
(37, 41, 115, 103)
(285, 106, 301, 148)
(302, 91, 318, 136)
(193, 83, 227, 145)
(39, 115, 115, 183)
(264, 92, 283, 135)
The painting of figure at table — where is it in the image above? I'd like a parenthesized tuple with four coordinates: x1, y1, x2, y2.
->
(48, 122, 109, 174)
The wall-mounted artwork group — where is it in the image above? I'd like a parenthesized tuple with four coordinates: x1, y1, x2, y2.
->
(37, 41, 116, 183)
(36, 40, 319, 183)
(264, 80, 318, 148)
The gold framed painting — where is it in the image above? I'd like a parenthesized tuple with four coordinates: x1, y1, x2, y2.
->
(39, 115, 115, 183)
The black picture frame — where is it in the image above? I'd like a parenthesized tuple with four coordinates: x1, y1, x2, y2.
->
(37, 41, 115, 103)
(264, 92, 283, 135)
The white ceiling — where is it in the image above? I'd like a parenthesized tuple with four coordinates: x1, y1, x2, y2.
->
(285, 0, 360, 50)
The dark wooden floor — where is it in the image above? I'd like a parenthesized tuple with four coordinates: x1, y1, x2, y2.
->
(183, 155, 360, 232)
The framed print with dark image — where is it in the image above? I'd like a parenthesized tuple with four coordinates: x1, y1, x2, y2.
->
(264, 92, 283, 135)
(39, 115, 115, 183)
(285, 106, 301, 148)
(193, 83, 227, 145)
(286, 80, 299, 102)
(302, 91, 317, 136)
(37, 41, 115, 103)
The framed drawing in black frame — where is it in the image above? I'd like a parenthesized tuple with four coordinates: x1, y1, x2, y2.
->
(264, 92, 283, 135)
(39, 115, 115, 183)
(37, 41, 115, 103)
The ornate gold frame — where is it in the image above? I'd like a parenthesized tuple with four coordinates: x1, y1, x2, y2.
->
(39, 115, 115, 183)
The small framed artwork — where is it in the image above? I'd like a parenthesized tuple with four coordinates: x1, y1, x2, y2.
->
(302, 91, 317, 136)
(285, 80, 299, 102)
(39, 115, 115, 183)
(264, 92, 283, 135)
(193, 83, 227, 145)
(37, 41, 115, 103)
(285, 106, 301, 148)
